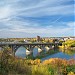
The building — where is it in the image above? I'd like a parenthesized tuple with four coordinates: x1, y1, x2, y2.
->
(36, 36, 41, 42)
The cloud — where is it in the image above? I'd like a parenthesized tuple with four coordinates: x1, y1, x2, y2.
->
(0, 0, 74, 37)
(67, 22, 75, 36)
(67, 22, 75, 27)
(18, 4, 74, 17)
(0, 6, 12, 19)
(0, 18, 74, 34)
(0, 0, 74, 19)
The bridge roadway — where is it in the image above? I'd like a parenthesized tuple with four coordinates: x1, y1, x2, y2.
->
(0, 42, 62, 56)
(0, 42, 62, 45)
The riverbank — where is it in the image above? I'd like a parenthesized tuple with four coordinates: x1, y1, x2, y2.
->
(59, 46, 75, 50)
(0, 47, 75, 75)
(0, 51, 75, 75)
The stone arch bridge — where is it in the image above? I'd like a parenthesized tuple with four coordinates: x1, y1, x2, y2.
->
(0, 42, 62, 56)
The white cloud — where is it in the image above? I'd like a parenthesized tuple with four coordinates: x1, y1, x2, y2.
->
(0, 19, 74, 34)
(0, 0, 74, 37)
(67, 22, 75, 27)
(0, 6, 12, 19)
(14, 2, 74, 17)
(67, 22, 75, 36)
(0, 0, 74, 19)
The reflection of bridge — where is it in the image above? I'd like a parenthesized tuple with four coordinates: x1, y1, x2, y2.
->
(0, 42, 62, 56)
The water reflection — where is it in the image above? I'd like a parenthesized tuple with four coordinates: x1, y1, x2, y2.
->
(42, 49, 75, 61)
(15, 47, 40, 58)
(41, 52, 72, 61)
(60, 49, 75, 55)
(15, 46, 26, 58)
(33, 48, 38, 57)
(15, 47, 75, 60)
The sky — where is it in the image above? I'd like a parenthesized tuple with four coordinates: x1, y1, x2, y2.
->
(0, 0, 75, 38)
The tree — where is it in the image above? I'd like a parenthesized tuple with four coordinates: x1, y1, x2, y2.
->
(0, 46, 11, 75)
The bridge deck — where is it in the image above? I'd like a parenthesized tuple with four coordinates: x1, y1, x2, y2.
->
(0, 42, 62, 46)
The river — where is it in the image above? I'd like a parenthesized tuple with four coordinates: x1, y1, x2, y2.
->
(15, 47, 75, 60)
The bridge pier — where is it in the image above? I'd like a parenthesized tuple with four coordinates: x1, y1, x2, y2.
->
(30, 50, 33, 55)
(54, 44, 58, 50)
(49, 45, 53, 49)
(10, 45, 15, 57)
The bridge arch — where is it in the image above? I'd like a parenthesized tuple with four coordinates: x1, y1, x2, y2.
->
(32, 46, 42, 57)
(15, 46, 30, 58)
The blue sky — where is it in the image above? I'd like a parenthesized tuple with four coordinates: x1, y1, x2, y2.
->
(0, 0, 75, 38)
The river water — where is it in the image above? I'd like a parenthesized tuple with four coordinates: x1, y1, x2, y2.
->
(15, 47, 75, 60)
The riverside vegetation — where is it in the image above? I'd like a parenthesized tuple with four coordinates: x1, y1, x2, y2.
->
(59, 40, 75, 49)
(0, 39, 75, 75)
